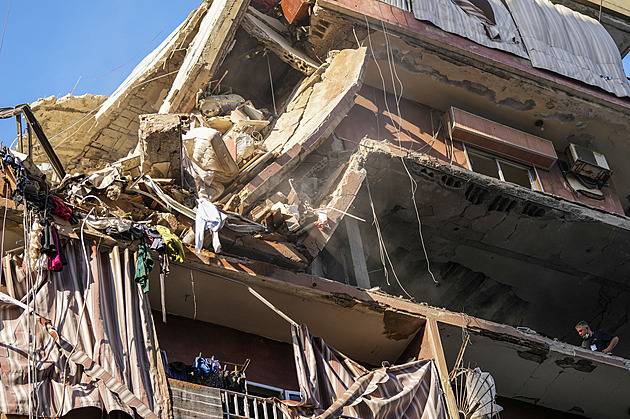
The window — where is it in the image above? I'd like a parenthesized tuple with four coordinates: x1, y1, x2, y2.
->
(247, 381, 300, 401)
(465, 146, 543, 191)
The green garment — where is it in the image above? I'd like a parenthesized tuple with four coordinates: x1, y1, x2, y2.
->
(155, 225, 185, 263)
(135, 240, 154, 293)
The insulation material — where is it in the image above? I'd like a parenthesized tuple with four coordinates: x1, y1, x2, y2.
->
(182, 127, 239, 183)
(505, 0, 630, 97)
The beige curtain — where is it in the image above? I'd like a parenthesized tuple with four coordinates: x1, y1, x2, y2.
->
(281, 324, 446, 419)
(0, 240, 171, 418)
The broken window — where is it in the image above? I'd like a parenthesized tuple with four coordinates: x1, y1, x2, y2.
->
(465, 146, 543, 191)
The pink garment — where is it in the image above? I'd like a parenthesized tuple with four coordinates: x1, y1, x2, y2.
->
(47, 225, 63, 271)
(51, 196, 72, 221)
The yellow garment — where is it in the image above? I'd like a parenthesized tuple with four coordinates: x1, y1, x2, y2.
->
(155, 225, 185, 263)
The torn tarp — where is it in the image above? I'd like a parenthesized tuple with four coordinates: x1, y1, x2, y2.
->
(280, 324, 446, 419)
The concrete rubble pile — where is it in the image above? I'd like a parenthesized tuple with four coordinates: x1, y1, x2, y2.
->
(3, 0, 367, 276)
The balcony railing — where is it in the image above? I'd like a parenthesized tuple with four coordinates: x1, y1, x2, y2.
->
(220, 389, 360, 419)
(221, 389, 284, 419)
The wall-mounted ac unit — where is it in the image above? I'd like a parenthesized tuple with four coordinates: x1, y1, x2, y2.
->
(565, 143, 612, 187)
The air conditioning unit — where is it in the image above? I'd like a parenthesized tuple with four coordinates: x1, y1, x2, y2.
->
(565, 143, 612, 187)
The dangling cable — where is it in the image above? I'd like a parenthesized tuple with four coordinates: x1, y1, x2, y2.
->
(190, 270, 197, 321)
(267, 54, 277, 116)
(360, 2, 438, 285)
(55, 208, 95, 417)
(365, 177, 414, 299)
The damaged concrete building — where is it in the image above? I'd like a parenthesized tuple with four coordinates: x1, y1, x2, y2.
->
(1, 0, 630, 417)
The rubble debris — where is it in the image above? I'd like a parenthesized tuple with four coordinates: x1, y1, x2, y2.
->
(234, 47, 368, 212)
(138, 114, 183, 184)
(280, 0, 313, 25)
(199, 94, 245, 117)
(242, 8, 319, 75)
(183, 127, 239, 185)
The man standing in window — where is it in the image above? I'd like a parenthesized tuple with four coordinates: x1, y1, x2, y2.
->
(575, 321, 619, 354)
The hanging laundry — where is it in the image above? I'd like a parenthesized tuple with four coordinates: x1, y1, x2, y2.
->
(195, 198, 226, 253)
(139, 225, 166, 253)
(40, 222, 67, 272)
(105, 220, 144, 242)
(28, 218, 45, 271)
(155, 225, 185, 262)
(48, 224, 68, 272)
(158, 253, 169, 323)
(135, 240, 154, 293)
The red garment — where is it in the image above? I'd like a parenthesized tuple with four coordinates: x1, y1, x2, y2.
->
(51, 196, 72, 220)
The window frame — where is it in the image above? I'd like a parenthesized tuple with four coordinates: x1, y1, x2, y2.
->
(463, 144, 544, 192)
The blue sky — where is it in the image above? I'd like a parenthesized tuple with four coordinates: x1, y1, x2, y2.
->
(0, 1, 199, 145)
(1, 1, 630, 146)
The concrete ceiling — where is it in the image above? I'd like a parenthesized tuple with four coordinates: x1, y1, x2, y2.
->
(308, 6, 630, 209)
(147, 261, 424, 365)
(320, 140, 630, 359)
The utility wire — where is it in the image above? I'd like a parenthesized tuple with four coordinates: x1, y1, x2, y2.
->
(0, 0, 12, 56)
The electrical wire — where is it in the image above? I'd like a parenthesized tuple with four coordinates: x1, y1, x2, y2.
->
(55, 208, 95, 418)
(267, 54, 277, 116)
(0, 0, 11, 56)
(365, 177, 414, 300)
(359, 1, 438, 285)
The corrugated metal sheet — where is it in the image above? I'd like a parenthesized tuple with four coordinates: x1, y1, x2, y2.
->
(505, 0, 630, 97)
(409, 0, 529, 58)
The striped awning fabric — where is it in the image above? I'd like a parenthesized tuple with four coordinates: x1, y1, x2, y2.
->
(0, 242, 171, 418)
(504, 0, 630, 98)
(410, 0, 529, 58)
(279, 324, 446, 419)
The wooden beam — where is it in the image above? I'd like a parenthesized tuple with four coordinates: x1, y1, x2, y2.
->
(160, 0, 251, 114)
(422, 318, 459, 419)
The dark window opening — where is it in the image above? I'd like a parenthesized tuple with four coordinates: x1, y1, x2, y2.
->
(466, 147, 542, 191)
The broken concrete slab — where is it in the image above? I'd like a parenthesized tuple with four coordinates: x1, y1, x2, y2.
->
(34, 2, 212, 175)
(242, 8, 319, 75)
(159, 0, 252, 114)
(234, 46, 368, 211)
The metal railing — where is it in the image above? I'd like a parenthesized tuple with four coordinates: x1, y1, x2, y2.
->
(220, 389, 362, 419)
(221, 389, 284, 419)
